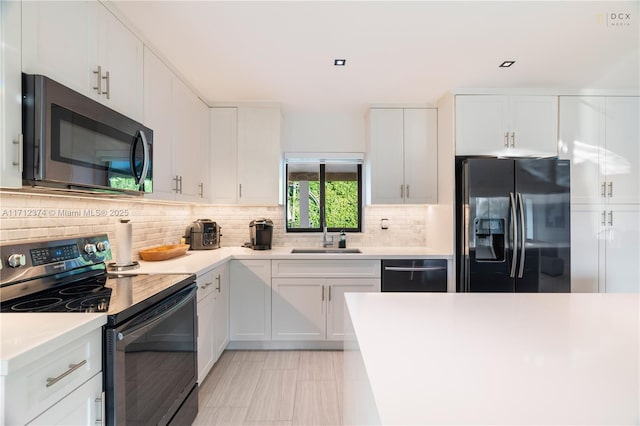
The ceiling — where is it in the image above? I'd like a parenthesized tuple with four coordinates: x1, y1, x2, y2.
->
(110, 1, 640, 109)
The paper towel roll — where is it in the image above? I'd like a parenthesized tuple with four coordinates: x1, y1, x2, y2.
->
(115, 219, 133, 266)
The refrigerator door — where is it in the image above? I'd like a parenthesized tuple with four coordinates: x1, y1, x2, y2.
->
(462, 159, 516, 292)
(515, 159, 571, 292)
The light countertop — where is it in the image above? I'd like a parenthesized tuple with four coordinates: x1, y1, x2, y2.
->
(0, 313, 106, 375)
(344, 292, 640, 425)
(128, 246, 453, 276)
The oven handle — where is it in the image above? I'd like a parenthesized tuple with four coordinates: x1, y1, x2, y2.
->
(116, 285, 196, 342)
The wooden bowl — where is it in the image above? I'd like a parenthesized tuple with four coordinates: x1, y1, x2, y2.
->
(139, 244, 190, 261)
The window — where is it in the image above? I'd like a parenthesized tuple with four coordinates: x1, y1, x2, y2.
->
(286, 160, 362, 232)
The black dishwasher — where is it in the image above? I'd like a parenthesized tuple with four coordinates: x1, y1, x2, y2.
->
(381, 259, 448, 292)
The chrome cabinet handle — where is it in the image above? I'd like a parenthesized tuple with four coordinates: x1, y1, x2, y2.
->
(321, 286, 325, 301)
(510, 132, 515, 148)
(173, 176, 180, 193)
(504, 132, 509, 148)
(93, 66, 103, 94)
(328, 285, 332, 301)
(12, 133, 23, 171)
(215, 274, 221, 292)
(239, 183, 242, 198)
(509, 192, 518, 278)
(608, 211, 613, 226)
(608, 182, 613, 198)
(517, 192, 526, 278)
(601, 210, 606, 226)
(102, 71, 110, 99)
(406, 185, 410, 198)
(601, 182, 607, 198)
(199, 182, 204, 198)
(400, 185, 404, 199)
(46, 360, 87, 387)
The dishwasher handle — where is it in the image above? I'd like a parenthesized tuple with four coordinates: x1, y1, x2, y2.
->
(384, 266, 446, 272)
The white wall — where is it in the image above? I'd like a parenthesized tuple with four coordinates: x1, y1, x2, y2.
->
(281, 105, 366, 152)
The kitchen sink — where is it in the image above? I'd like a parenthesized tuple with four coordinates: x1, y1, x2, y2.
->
(290, 248, 362, 254)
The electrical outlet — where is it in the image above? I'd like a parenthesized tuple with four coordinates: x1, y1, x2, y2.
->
(381, 218, 389, 230)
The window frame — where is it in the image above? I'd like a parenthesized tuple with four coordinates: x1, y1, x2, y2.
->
(285, 162, 363, 233)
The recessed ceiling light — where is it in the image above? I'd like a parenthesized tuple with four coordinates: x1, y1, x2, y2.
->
(499, 60, 515, 68)
(334, 59, 346, 66)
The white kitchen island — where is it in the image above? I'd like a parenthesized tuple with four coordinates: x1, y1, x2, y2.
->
(343, 293, 639, 425)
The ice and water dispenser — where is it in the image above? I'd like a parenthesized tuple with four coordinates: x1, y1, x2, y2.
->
(473, 218, 505, 262)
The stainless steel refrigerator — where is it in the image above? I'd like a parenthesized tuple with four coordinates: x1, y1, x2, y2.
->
(456, 158, 571, 292)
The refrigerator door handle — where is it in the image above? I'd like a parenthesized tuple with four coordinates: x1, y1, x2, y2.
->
(509, 192, 518, 278)
(517, 192, 526, 278)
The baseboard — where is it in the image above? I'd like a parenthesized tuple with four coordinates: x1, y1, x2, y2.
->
(227, 340, 344, 350)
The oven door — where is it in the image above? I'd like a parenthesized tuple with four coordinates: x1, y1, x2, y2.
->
(105, 284, 197, 426)
(23, 73, 153, 194)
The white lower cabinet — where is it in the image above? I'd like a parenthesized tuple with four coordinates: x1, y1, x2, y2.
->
(272, 277, 379, 341)
(196, 270, 216, 384)
(2, 328, 103, 425)
(271, 260, 381, 342)
(196, 263, 230, 383)
(27, 373, 103, 426)
(213, 263, 230, 359)
(230, 259, 272, 341)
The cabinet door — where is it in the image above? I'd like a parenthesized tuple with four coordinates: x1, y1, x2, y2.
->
(27, 373, 103, 426)
(21, 1, 98, 98)
(605, 97, 640, 204)
(369, 108, 405, 204)
(213, 263, 230, 360)
(143, 47, 175, 200)
(570, 207, 602, 293)
(559, 97, 605, 204)
(196, 271, 216, 384)
(404, 109, 438, 204)
(455, 95, 508, 155)
(509, 96, 558, 157)
(172, 78, 209, 201)
(97, 4, 143, 121)
(272, 278, 326, 341)
(604, 207, 640, 293)
(210, 108, 238, 203)
(0, 0, 22, 188)
(229, 260, 272, 340)
(326, 278, 380, 341)
(237, 107, 281, 205)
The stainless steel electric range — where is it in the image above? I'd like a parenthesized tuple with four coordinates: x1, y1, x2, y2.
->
(0, 234, 198, 425)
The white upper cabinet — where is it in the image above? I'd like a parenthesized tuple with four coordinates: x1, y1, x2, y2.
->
(172, 78, 210, 202)
(455, 95, 558, 157)
(368, 108, 438, 204)
(210, 108, 239, 204)
(605, 97, 639, 205)
(210, 106, 282, 205)
(559, 96, 639, 205)
(1, 0, 22, 188)
(22, 1, 143, 121)
(96, 4, 144, 121)
(144, 47, 209, 202)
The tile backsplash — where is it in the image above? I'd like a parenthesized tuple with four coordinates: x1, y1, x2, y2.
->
(0, 192, 438, 260)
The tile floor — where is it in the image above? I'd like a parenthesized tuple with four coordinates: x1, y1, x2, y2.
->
(194, 350, 344, 426)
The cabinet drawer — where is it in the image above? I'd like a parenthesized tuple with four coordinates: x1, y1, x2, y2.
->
(197, 270, 216, 301)
(5, 329, 102, 425)
(272, 260, 381, 278)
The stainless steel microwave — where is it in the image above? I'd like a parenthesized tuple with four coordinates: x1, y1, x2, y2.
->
(22, 74, 153, 195)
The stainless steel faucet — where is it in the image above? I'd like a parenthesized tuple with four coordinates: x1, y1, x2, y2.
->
(322, 219, 333, 247)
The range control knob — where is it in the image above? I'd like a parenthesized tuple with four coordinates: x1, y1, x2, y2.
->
(7, 254, 26, 268)
(84, 244, 97, 255)
(96, 241, 110, 252)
